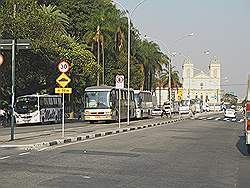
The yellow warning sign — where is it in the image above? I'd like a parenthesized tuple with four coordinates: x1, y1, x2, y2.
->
(177, 88, 183, 101)
(56, 73, 71, 88)
(55, 88, 72, 94)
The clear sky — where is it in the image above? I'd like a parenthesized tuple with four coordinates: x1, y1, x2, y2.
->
(114, 0, 250, 98)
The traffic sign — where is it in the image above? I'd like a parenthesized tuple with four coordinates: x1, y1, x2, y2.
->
(56, 73, 71, 88)
(116, 75, 124, 89)
(58, 61, 70, 73)
(55, 88, 72, 94)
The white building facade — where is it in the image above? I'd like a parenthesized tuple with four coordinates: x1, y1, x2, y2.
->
(182, 57, 221, 105)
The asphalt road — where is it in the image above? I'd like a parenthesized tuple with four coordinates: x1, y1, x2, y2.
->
(0, 116, 249, 188)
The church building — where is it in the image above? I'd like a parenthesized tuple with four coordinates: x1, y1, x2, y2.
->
(182, 56, 221, 105)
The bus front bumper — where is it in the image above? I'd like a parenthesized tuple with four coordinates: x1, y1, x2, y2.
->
(84, 115, 113, 121)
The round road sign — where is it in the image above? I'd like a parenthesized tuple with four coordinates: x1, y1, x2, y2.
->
(116, 75, 124, 88)
(58, 61, 70, 73)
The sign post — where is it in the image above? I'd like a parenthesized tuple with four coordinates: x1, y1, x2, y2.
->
(55, 60, 72, 138)
(116, 75, 124, 128)
(0, 39, 31, 141)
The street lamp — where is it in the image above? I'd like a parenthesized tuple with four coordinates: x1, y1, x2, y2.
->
(112, 0, 149, 125)
(144, 33, 194, 115)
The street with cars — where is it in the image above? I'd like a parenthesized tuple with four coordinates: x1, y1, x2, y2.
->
(0, 112, 249, 187)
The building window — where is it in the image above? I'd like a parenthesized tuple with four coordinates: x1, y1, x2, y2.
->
(186, 69, 190, 77)
(213, 69, 217, 78)
(200, 82, 204, 89)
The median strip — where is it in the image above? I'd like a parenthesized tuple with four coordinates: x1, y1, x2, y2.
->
(26, 117, 190, 150)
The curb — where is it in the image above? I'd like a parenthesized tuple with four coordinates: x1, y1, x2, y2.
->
(28, 117, 189, 151)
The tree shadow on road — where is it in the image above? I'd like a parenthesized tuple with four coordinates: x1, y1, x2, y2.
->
(236, 136, 250, 156)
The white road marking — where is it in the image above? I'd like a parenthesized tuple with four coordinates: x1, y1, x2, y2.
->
(18, 152, 30, 156)
(232, 118, 236, 122)
(0, 156, 10, 160)
(223, 118, 229, 121)
(207, 117, 214, 120)
(215, 117, 221, 121)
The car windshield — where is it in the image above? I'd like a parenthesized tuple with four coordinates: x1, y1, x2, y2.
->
(180, 100, 189, 106)
(153, 108, 161, 111)
(15, 97, 38, 114)
(84, 91, 110, 109)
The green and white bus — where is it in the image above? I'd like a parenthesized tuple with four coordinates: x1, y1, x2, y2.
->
(15, 94, 62, 125)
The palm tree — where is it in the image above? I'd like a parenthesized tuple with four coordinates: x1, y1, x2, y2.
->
(135, 40, 164, 91)
(39, 4, 69, 32)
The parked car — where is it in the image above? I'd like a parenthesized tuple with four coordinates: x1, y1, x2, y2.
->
(179, 100, 190, 114)
(172, 102, 180, 114)
(224, 108, 236, 118)
(151, 108, 162, 116)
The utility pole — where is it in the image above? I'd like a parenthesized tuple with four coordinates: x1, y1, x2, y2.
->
(0, 5, 31, 140)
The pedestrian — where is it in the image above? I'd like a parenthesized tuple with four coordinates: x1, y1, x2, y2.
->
(78, 108, 83, 120)
(189, 104, 196, 118)
(161, 103, 168, 118)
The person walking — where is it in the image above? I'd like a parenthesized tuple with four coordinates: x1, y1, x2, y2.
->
(161, 103, 169, 118)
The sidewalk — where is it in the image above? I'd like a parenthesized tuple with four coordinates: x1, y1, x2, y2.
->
(0, 112, 219, 151)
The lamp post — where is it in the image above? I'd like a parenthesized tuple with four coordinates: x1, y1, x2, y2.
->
(112, 0, 148, 125)
(144, 33, 194, 115)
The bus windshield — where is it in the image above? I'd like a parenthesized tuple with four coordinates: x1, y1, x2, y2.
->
(84, 91, 110, 109)
(16, 97, 38, 114)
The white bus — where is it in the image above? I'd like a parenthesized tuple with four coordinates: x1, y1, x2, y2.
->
(84, 85, 136, 123)
(15, 94, 62, 125)
(134, 90, 153, 119)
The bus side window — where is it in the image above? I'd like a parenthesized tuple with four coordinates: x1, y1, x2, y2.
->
(40, 98, 44, 108)
(58, 97, 62, 107)
(124, 90, 127, 100)
(115, 90, 119, 100)
(53, 97, 58, 108)
(44, 98, 49, 108)
(130, 91, 134, 100)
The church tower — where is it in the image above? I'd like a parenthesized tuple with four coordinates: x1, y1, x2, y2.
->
(209, 56, 221, 103)
(209, 56, 221, 79)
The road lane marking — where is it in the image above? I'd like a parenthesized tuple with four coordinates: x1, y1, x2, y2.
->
(223, 118, 229, 121)
(0, 156, 10, 160)
(215, 117, 221, 121)
(18, 152, 30, 156)
(207, 117, 214, 120)
(232, 118, 236, 122)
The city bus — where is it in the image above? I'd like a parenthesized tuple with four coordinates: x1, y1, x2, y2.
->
(134, 90, 153, 119)
(83, 85, 136, 123)
(15, 94, 62, 125)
